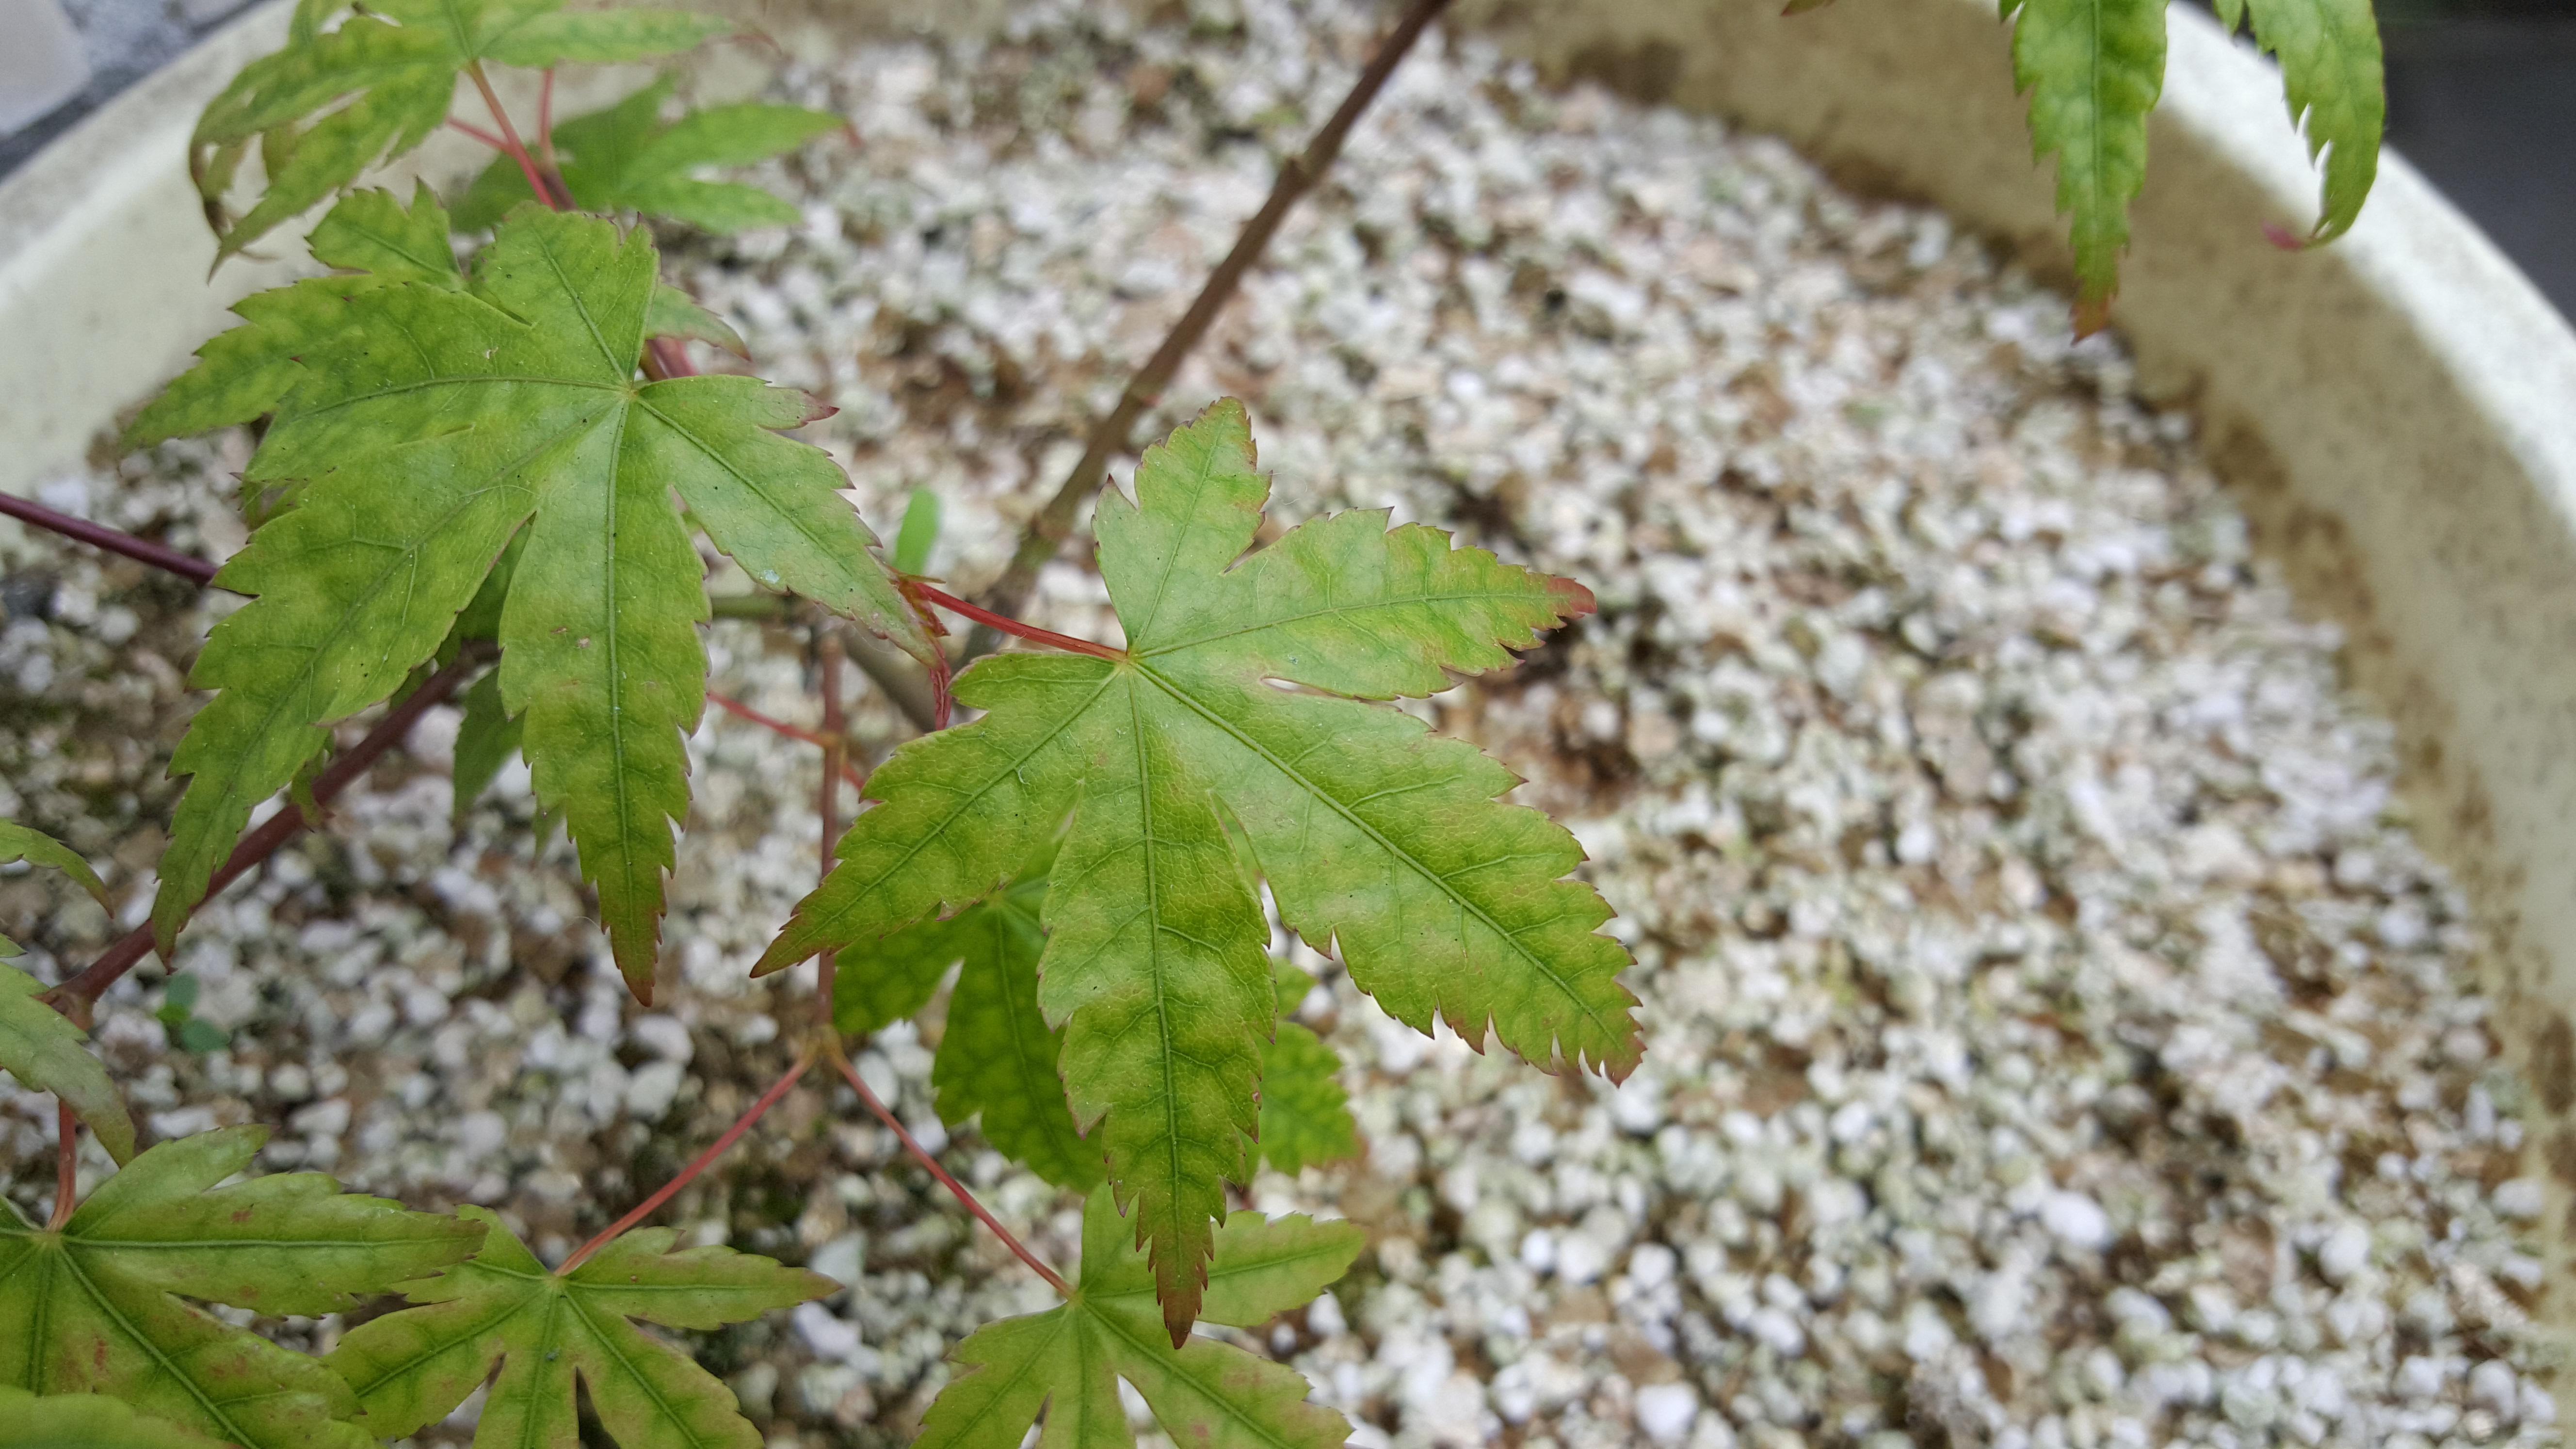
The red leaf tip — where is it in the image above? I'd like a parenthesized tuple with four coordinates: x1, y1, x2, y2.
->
(1548, 574, 1598, 620)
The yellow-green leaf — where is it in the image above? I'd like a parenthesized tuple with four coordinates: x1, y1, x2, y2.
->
(764, 400, 1631, 1339)
(150, 207, 933, 997)
(193, 1, 735, 258)
(328, 1208, 833, 1449)
(2006, 0, 2167, 333)
(0, 1127, 483, 1449)
(917, 1188, 1359, 1449)
(2212, 0, 2383, 242)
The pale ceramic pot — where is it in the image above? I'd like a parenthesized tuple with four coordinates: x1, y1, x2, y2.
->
(2, 0, 2573, 1394)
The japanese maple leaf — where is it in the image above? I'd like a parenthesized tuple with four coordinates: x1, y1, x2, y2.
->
(192, 0, 734, 259)
(327, 1209, 834, 1449)
(833, 857, 1358, 1192)
(0, 1127, 484, 1449)
(0, 1387, 222, 1449)
(145, 203, 934, 997)
(0, 821, 135, 1163)
(454, 76, 842, 234)
(917, 1188, 1361, 1449)
(760, 399, 1637, 1340)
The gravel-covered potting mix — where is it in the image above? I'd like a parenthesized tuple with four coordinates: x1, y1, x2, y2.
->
(0, 1, 2557, 1446)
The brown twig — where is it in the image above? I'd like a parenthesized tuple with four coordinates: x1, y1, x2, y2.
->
(708, 595, 942, 734)
(48, 1103, 77, 1230)
(827, 1047, 1069, 1295)
(557, 1050, 816, 1274)
(48, 653, 483, 1009)
(966, 0, 1455, 657)
(0, 494, 219, 586)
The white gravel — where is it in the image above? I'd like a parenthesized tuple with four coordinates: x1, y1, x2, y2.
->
(0, 0, 2558, 1446)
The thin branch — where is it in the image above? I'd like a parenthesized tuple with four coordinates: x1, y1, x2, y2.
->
(557, 1051, 816, 1274)
(828, 1047, 1069, 1295)
(708, 596, 942, 733)
(966, 0, 1455, 657)
(47, 653, 483, 1009)
(0, 494, 219, 586)
(916, 583, 1123, 662)
(816, 632, 847, 1019)
(446, 116, 511, 152)
(706, 689, 866, 790)
(536, 68, 559, 168)
(48, 1103, 77, 1230)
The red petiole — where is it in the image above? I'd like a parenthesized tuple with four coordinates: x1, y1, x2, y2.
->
(446, 117, 511, 152)
(828, 1049, 1069, 1295)
(48, 1103, 77, 1230)
(557, 1051, 815, 1274)
(706, 689, 866, 790)
(463, 61, 568, 211)
(911, 583, 1123, 662)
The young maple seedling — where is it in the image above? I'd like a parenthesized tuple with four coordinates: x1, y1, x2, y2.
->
(0, 0, 2398, 1443)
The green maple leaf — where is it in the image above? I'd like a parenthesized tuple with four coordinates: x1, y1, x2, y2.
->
(128, 186, 461, 450)
(193, 0, 735, 260)
(0, 821, 135, 1163)
(1254, 962, 1356, 1177)
(918, 1188, 1359, 1449)
(833, 846, 1101, 1191)
(1256, 1023, 1355, 1177)
(835, 869, 1358, 1190)
(2212, 0, 2383, 242)
(0, 1387, 221, 1449)
(2006, 0, 2167, 333)
(0, 1126, 484, 1449)
(147, 206, 934, 997)
(327, 1208, 833, 1449)
(451, 666, 524, 818)
(644, 283, 750, 358)
(763, 399, 1634, 1339)
(455, 77, 842, 234)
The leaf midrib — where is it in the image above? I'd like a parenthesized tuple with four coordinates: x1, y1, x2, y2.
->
(1131, 659, 1624, 1052)
(1134, 588, 1556, 663)
(790, 670, 1115, 949)
(53, 1246, 265, 1447)
(1078, 1300, 1311, 1449)
(1093, 1240, 1350, 1314)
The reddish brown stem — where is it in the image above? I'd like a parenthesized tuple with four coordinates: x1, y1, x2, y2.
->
(464, 61, 567, 210)
(816, 634, 847, 1014)
(915, 583, 1122, 662)
(829, 1049, 1069, 1295)
(446, 116, 510, 152)
(558, 1051, 816, 1274)
(642, 337, 696, 381)
(536, 69, 558, 166)
(966, 0, 1454, 657)
(48, 653, 481, 1008)
(0, 493, 218, 585)
(707, 689, 866, 790)
(48, 1103, 77, 1230)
